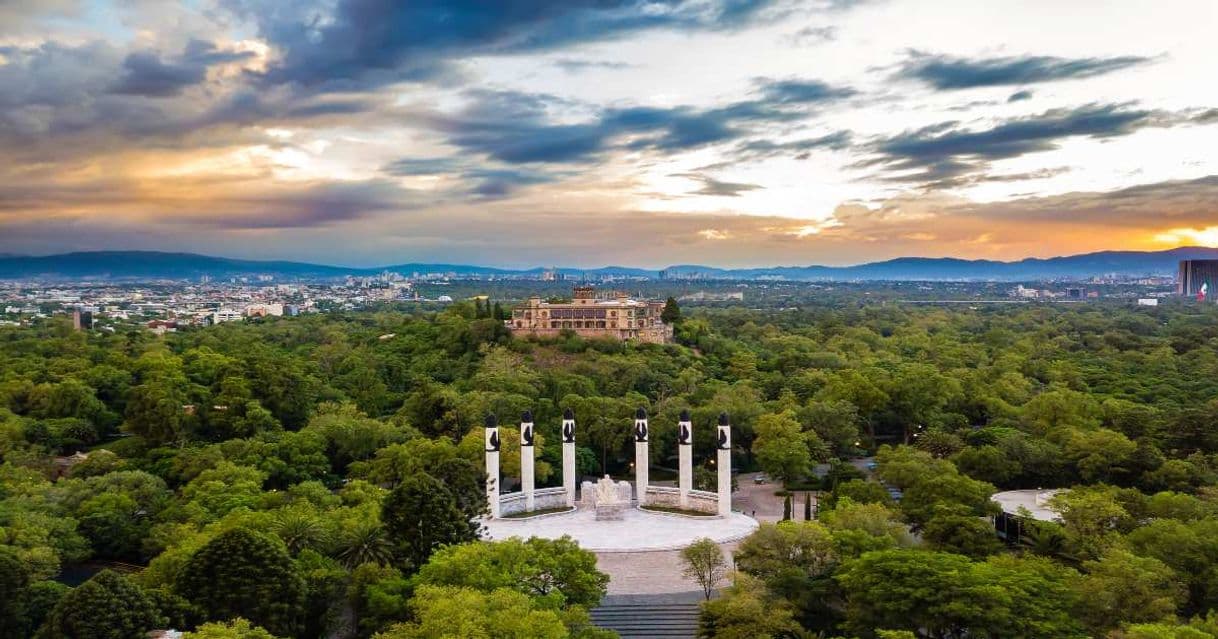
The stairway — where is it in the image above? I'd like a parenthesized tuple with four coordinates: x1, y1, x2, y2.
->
(592, 594, 702, 639)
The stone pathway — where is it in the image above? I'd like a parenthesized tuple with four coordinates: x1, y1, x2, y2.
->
(594, 542, 740, 595)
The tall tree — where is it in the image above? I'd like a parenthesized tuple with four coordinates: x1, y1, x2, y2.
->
(415, 537, 608, 609)
(39, 570, 160, 639)
(175, 528, 306, 637)
(381, 474, 479, 572)
(660, 298, 682, 324)
(679, 538, 727, 600)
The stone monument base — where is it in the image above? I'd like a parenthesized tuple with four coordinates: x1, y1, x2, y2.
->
(596, 502, 627, 520)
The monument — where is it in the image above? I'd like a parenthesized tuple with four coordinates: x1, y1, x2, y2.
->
(717, 412, 732, 517)
(481, 407, 755, 552)
(562, 407, 577, 507)
(677, 409, 692, 509)
(521, 410, 535, 512)
(583, 475, 632, 520)
(634, 407, 649, 504)
(484, 414, 500, 518)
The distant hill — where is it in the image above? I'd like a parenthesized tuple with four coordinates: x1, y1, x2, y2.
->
(0, 247, 1213, 281)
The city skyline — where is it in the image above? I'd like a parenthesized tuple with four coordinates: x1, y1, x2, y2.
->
(2, 0, 1217, 268)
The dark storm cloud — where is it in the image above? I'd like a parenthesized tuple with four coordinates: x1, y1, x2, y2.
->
(865, 103, 1159, 186)
(226, 0, 786, 90)
(896, 52, 1153, 89)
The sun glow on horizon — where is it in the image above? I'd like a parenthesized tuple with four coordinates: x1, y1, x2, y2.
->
(1154, 226, 1218, 247)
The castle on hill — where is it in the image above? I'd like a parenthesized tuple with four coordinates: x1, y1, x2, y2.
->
(508, 286, 673, 344)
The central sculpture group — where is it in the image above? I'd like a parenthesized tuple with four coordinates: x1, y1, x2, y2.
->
(484, 408, 733, 519)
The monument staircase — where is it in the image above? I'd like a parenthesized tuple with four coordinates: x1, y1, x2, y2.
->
(591, 594, 702, 639)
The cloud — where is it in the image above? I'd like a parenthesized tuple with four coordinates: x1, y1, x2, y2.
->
(229, 0, 787, 90)
(110, 40, 255, 97)
(735, 130, 853, 159)
(896, 52, 1153, 89)
(1007, 89, 1033, 102)
(672, 173, 763, 197)
(755, 78, 856, 103)
(111, 51, 209, 97)
(553, 58, 634, 73)
(784, 25, 837, 46)
(0, 0, 81, 35)
(421, 79, 855, 165)
(865, 103, 1160, 187)
(382, 155, 561, 198)
(0, 170, 416, 230)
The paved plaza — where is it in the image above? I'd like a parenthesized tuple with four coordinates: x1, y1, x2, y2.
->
(483, 506, 759, 552)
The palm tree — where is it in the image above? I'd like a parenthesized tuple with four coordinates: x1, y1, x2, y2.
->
(271, 510, 328, 555)
(336, 520, 394, 569)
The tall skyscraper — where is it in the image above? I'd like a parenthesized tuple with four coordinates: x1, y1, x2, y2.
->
(1178, 260, 1218, 300)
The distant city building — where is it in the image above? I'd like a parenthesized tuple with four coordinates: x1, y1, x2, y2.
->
(1178, 260, 1218, 300)
(147, 319, 178, 335)
(244, 303, 284, 317)
(209, 309, 243, 324)
(71, 308, 93, 330)
(1066, 287, 1083, 299)
(677, 290, 745, 302)
(1137, 298, 1159, 307)
(509, 286, 672, 344)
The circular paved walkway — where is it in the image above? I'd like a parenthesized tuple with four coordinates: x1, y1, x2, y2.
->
(482, 507, 759, 552)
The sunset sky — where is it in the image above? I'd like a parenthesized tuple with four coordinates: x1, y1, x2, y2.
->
(2, 0, 1217, 268)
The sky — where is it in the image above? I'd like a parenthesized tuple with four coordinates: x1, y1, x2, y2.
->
(1, 0, 1217, 268)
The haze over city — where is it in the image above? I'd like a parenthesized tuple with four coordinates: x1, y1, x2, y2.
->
(1, 0, 1216, 268)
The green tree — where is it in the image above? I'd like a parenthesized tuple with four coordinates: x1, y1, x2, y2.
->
(175, 528, 306, 637)
(1074, 550, 1185, 635)
(381, 473, 479, 572)
(733, 521, 838, 630)
(921, 505, 1004, 559)
(415, 537, 608, 609)
(1047, 487, 1132, 559)
(39, 570, 160, 639)
(182, 619, 279, 639)
(375, 586, 570, 639)
(0, 546, 29, 638)
(836, 550, 1083, 639)
(697, 574, 803, 639)
(660, 298, 682, 324)
(680, 538, 727, 600)
(752, 410, 816, 485)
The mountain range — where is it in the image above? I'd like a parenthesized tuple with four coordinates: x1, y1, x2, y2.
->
(0, 247, 1213, 282)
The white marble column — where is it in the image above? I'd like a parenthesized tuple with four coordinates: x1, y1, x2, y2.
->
(634, 407, 649, 506)
(520, 410, 535, 513)
(562, 408, 576, 507)
(717, 413, 732, 517)
(678, 409, 693, 509)
(485, 414, 500, 519)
